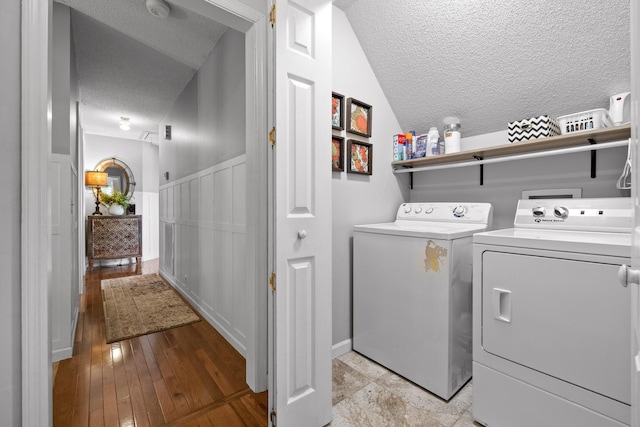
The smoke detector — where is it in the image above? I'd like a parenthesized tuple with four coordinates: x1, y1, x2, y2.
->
(146, 0, 171, 18)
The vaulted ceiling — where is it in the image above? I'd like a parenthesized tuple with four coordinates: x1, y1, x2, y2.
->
(59, 0, 630, 142)
(335, 0, 630, 137)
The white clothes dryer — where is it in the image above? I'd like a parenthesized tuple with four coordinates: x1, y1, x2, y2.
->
(353, 202, 493, 400)
(473, 198, 632, 427)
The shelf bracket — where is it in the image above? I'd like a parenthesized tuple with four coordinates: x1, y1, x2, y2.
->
(474, 156, 484, 185)
(410, 171, 413, 189)
(588, 138, 596, 178)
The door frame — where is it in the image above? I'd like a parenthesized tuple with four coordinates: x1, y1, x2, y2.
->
(21, 0, 269, 424)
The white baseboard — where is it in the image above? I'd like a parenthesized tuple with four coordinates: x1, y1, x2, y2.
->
(332, 338, 352, 359)
(51, 306, 79, 363)
(158, 269, 247, 357)
(52, 347, 73, 363)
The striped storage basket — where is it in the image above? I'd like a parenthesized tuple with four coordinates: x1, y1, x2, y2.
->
(508, 115, 561, 143)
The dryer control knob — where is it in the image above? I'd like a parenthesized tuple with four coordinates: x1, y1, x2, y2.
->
(554, 206, 569, 219)
(404, 206, 412, 213)
(425, 207, 434, 214)
(453, 205, 466, 217)
(415, 207, 422, 213)
(532, 207, 546, 217)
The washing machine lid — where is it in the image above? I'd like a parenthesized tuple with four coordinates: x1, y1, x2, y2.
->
(354, 221, 489, 239)
(474, 228, 630, 258)
(354, 202, 493, 239)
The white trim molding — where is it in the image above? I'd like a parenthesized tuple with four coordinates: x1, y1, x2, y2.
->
(22, 0, 53, 425)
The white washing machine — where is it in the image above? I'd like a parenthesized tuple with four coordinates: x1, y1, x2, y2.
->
(473, 197, 632, 427)
(353, 202, 493, 400)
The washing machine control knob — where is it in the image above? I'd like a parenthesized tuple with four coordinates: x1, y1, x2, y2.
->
(554, 206, 569, 219)
(404, 206, 412, 213)
(425, 207, 434, 214)
(453, 205, 466, 217)
(532, 207, 546, 217)
(415, 207, 422, 213)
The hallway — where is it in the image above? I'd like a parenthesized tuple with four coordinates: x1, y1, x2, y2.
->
(52, 259, 267, 426)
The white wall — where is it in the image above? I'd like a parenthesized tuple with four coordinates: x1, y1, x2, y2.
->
(51, 3, 80, 362)
(158, 27, 247, 354)
(160, 156, 248, 355)
(0, 0, 22, 422)
(84, 133, 160, 261)
(331, 7, 409, 353)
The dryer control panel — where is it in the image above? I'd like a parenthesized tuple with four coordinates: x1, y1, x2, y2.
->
(514, 197, 632, 232)
(397, 202, 493, 225)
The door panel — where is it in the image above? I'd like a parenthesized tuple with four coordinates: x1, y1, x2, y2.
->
(273, 1, 332, 426)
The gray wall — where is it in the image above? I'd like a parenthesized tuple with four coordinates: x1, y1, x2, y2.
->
(52, 3, 78, 158)
(331, 7, 409, 349)
(410, 146, 629, 229)
(0, 0, 22, 424)
(159, 28, 246, 183)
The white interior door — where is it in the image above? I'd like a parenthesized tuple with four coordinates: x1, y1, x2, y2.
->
(631, 1, 640, 425)
(272, 1, 332, 426)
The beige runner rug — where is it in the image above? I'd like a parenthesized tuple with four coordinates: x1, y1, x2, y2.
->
(101, 274, 200, 343)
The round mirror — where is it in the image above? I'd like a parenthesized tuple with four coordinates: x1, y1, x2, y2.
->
(93, 157, 136, 199)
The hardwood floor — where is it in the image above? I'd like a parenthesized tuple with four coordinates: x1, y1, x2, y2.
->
(53, 259, 268, 427)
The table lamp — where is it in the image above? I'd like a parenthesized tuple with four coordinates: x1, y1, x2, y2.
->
(85, 171, 108, 215)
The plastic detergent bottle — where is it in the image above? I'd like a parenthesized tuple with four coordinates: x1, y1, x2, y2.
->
(405, 132, 413, 159)
(426, 127, 441, 156)
(443, 117, 461, 154)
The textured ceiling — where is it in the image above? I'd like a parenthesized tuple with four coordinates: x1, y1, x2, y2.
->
(55, 0, 228, 141)
(336, 0, 631, 138)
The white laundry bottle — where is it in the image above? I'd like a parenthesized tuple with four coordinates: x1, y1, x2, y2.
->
(443, 117, 461, 154)
(426, 127, 441, 156)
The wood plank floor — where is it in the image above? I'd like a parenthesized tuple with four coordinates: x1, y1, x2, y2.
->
(53, 259, 268, 427)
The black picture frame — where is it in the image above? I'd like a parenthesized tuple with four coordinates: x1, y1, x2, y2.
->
(346, 97, 372, 137)
(332, 136, 344, 172)
(332, 92, 345, 130)
(346, 139, 373, 175)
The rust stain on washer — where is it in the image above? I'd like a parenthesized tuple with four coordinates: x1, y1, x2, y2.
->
(424, 240, 447, 272)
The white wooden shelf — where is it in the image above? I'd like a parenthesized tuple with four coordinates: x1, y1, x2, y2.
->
(393, 126, 630, 169)
(392, 126, 631, 185)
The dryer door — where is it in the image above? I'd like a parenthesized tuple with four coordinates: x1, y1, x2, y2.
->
(481, 251, 630, 405)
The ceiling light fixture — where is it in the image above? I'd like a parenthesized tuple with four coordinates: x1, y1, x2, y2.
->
(119, 117, 131, 131)
(146, 0, 171, 18)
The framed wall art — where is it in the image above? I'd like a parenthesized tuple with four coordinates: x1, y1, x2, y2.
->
(346, 97, 372, 137)
(332, 136, 345, 171)
(332, 92, 345, 130)
(346, 139, 373, 175)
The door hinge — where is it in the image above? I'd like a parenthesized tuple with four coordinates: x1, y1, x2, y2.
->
(270, 410, 277, 426)
(269, 126, 276, 147)
(269, 3, 276, 27)
(269, 271, 276, 292)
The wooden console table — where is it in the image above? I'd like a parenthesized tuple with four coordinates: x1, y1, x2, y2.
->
(87, 215, 142, 270)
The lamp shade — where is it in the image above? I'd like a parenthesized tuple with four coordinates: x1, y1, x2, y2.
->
(85, 171, 108, 187)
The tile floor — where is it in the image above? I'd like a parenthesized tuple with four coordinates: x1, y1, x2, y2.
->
(331, 351, 480, 427)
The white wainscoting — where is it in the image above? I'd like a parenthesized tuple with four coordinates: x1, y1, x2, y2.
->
(159, 155, 247, 356)
(50, 154, 79, 362)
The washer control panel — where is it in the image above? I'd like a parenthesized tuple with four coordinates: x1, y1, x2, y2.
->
(396, 202, 493, 224)
(515, 198, 632, 232)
